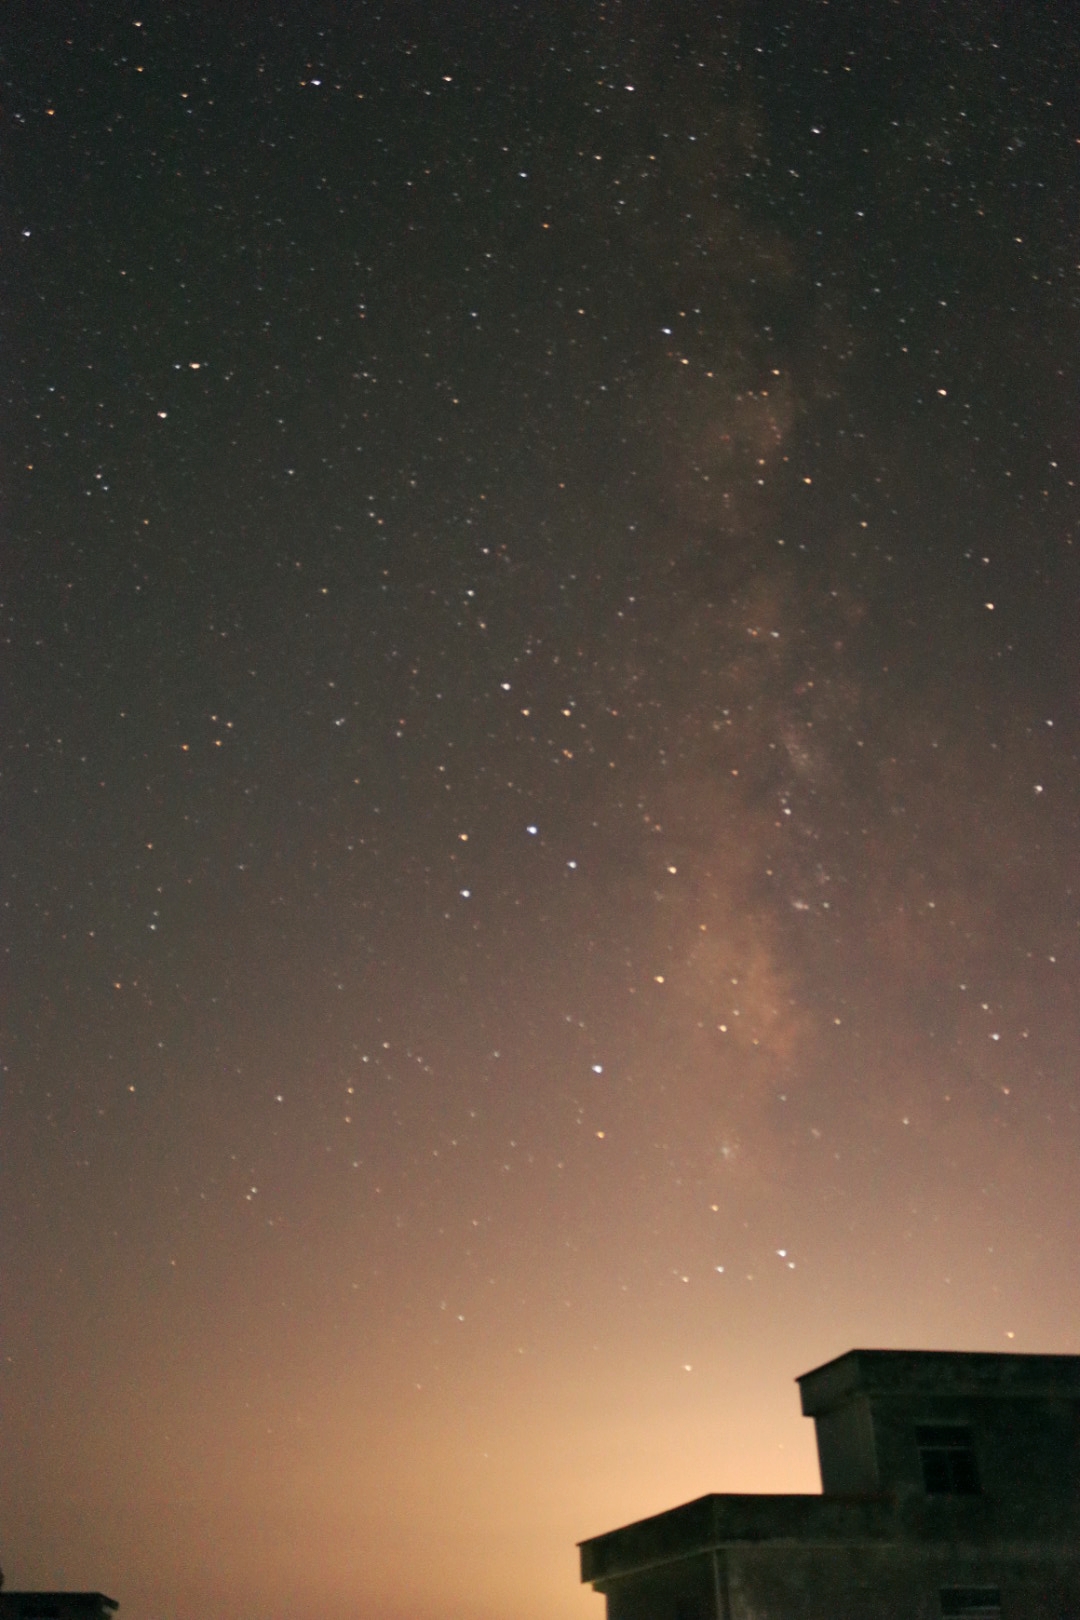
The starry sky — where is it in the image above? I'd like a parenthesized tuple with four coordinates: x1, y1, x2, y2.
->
(5, 4, 1080, 1619)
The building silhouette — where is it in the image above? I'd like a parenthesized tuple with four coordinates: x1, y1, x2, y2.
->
(0, 1599, 117, 1620)
(579, 1348, 1080, 1619)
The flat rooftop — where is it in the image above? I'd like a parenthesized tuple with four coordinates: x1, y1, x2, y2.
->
(799, 1349, 1080, 1416)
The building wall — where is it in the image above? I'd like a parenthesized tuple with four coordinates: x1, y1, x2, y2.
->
(732, 1546, 1080, 1620)
(600, 1553, 716, 1620)
(812, 1396, 879, 1495)
(599, 1547, 1080, 1620)
(866, 1391, 1080, 1537)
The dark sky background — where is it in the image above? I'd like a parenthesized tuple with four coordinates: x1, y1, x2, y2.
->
(5, 3, 1080, 1619)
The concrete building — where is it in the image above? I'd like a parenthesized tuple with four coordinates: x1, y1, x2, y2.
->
(579, 1348, 1080, 1619)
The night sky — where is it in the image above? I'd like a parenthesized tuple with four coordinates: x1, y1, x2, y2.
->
(5, 4, 1080, 1619)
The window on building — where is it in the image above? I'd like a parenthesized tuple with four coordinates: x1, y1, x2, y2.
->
(917, 1423, 981, 1494)
(939, 1586, 1001, 1618)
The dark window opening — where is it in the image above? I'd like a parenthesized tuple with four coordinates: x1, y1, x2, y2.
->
(917, 1423, 981, 1495)
(940, 1586, 1001, 1618)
